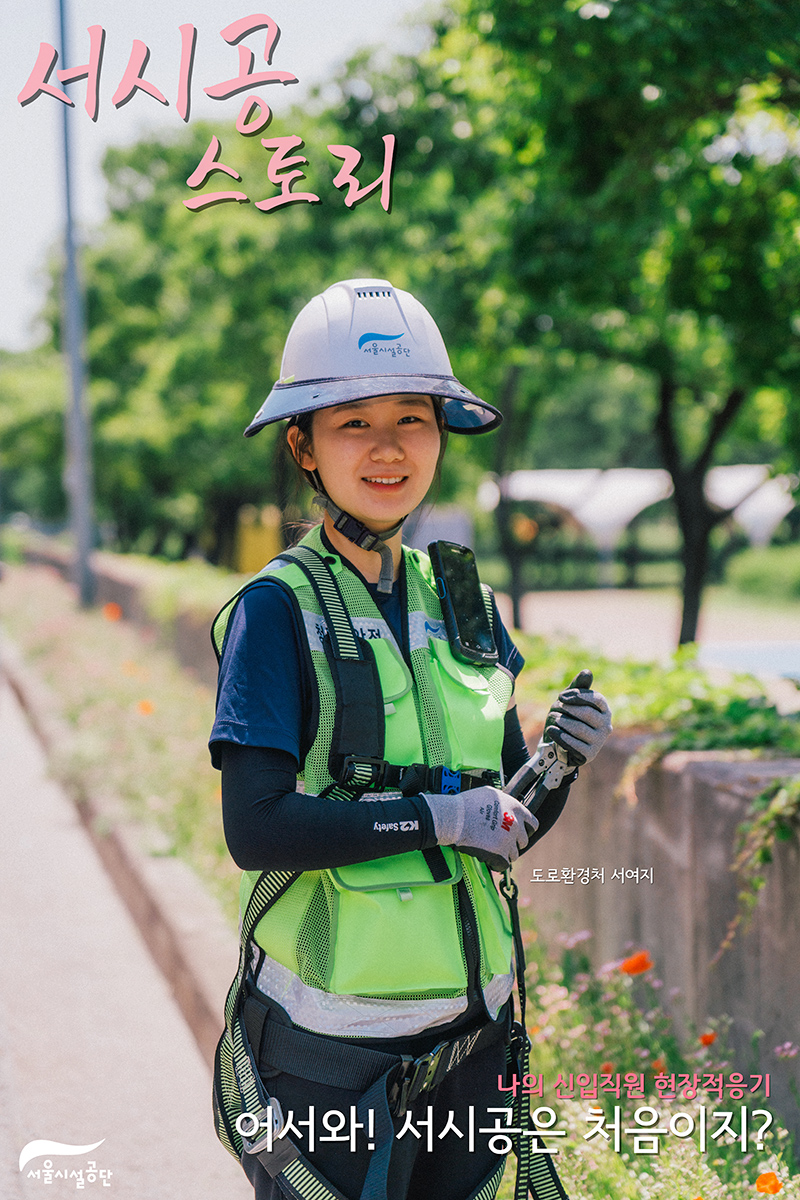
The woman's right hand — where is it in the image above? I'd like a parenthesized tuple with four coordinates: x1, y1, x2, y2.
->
(422, 786, 539, 872)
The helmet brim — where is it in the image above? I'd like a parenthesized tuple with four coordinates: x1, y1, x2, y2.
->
(243, 374, 502, 437)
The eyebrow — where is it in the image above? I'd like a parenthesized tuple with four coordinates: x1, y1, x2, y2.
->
(334, 397, 432, 413)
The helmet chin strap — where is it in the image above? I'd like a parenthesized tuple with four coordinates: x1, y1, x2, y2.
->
(311, 491, 406, 595)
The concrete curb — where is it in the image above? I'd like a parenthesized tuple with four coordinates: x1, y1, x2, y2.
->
(20, 539, 229, 689)
(0, 637, 237, 1070)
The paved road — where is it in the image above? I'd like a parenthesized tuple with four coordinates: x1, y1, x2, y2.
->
(499, 587, 799, 658)
(0, 676, 252, 1200)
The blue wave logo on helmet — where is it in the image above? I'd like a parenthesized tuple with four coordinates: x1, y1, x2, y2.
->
(357, 332, 404, 350)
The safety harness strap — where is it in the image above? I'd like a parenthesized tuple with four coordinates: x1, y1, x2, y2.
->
(244, 992, 507, 1104)
(214, 867, 302, 1174)
(221, 876, 367, 1199)
(500, 873, 571, 1200)
(281, 545, 386, 782)
(340, 757, 500, 796)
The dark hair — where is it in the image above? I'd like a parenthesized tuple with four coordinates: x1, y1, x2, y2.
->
(286, 396, 448, 494)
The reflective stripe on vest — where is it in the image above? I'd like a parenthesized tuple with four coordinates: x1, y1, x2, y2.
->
(235, 527, 515, 1036)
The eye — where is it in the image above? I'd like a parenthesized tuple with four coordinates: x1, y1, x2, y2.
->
(341, 417, 368, 428)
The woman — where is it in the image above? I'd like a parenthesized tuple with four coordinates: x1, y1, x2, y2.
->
(209, 279, 612, 1200)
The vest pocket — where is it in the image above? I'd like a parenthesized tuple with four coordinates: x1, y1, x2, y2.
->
(330, 848, 461, 891)
(326, 851, 468, 994)
(427, 639, 506, 770)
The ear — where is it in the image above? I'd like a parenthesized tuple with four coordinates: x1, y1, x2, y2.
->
(286, 424, 316, 471)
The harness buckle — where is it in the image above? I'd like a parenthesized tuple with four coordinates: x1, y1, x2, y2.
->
(240, 1098, 289, 1158)
(430, 766, 463, 795)
(340, 755, 388, 790)
(240, 1098, 302, 1177)
(389, 1042, 450, 1118)
(333, 511, 380, 551)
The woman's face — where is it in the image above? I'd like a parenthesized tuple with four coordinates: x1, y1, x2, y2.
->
(292, 394, 442, 532)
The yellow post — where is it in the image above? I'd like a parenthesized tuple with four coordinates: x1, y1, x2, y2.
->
(235, 505, 283, 574)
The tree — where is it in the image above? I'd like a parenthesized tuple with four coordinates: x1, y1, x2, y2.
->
(0, 348, 66, 523)
(15, 0, 800, 615)
(45, 117, 434, 561)
(452, 0, 800, 640)
(302, 2, 800, 637)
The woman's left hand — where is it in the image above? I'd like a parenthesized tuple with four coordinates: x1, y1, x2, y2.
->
(544, 684, 613, 767)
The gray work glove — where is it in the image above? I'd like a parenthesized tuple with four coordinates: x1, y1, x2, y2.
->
(422, 786, 539, 873)
(544, 682, 613, 767)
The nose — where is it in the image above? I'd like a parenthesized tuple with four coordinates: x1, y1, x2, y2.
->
(369, 426, 405, 462)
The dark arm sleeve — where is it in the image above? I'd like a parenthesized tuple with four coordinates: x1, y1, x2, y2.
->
(501, 705, 530, 780)
(221, 742, 437, 871)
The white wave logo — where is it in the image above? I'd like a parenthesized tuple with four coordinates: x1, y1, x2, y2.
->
(19, 1139, 104, 1171)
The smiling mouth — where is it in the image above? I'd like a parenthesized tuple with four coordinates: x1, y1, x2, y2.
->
(363, 476, 407, 485)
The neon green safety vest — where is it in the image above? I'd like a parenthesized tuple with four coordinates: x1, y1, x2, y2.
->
(216, 526, 516, 1039)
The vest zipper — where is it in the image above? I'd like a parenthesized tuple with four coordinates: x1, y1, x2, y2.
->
(456, 878, 483, 1011)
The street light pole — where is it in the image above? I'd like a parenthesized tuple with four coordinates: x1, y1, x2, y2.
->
(58, 0, 95, 605)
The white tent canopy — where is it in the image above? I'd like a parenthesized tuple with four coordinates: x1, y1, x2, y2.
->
(498, 468, 673, 550)
(704, 464, 770, 510)
(733, 476, 796, 546)
(571, 469, 674, 552)
(483, 465, 795, 551)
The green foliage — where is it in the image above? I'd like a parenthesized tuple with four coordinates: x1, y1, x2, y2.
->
(515, 636, 800, 841)
(727, 542, 800, 600)
(514, 637, 800, 747)
(0, 349, 66, 521)
(715, 775, 800, 963)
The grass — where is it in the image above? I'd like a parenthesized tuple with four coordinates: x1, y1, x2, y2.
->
(0, 561, 241, 923)
(492, 922, 797, 1197)
(726, 544, 800, 603)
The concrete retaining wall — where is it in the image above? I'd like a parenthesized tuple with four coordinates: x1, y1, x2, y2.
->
(517, 735, 800, 1133)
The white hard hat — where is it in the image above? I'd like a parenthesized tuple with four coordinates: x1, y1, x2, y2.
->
(244, 278, 501, 436)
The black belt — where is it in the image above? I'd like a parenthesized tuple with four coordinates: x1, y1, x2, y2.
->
(339, 756, 501, 797)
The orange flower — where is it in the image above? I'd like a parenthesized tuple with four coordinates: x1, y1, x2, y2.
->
(699, 1032, 717, 1047)
(599, 1061, 615, 1076)
(620, 950, 654, 975)
(102, 601, 123, 621)
(756, 1172, 782, 1194)
(651, 1058, 666, 1073)
(137, 699, 155, 715)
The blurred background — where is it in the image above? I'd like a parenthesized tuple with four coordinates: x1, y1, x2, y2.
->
(4, 0, 800, 664)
